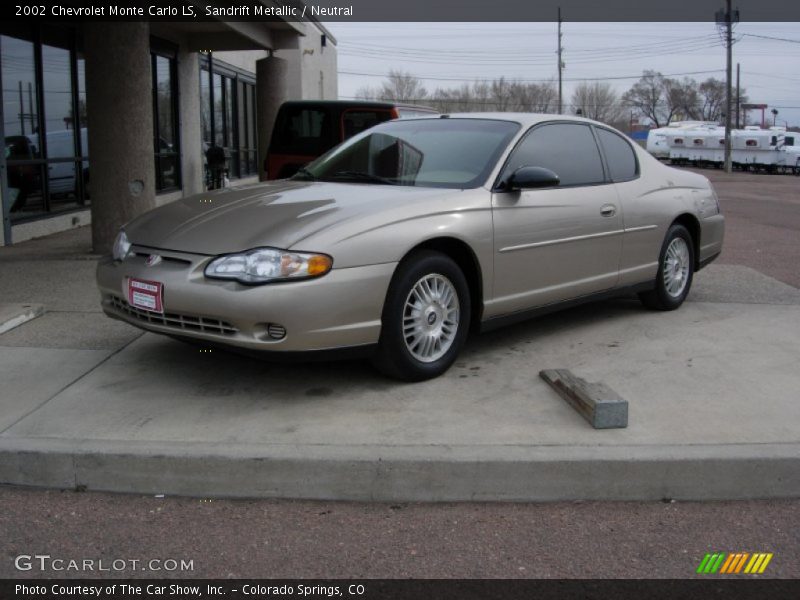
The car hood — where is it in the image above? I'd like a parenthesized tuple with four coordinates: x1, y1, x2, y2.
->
(125, 180, 462, 255)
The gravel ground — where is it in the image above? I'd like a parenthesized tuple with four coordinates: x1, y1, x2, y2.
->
(1, 488, 798, 579)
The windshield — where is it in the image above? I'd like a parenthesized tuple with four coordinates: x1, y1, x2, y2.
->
(293, 118, 520, 189)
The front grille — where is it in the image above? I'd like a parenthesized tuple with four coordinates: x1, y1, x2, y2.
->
(110, 296, 238, 336)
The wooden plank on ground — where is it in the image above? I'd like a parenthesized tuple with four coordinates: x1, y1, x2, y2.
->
(539, 369, 628, 429)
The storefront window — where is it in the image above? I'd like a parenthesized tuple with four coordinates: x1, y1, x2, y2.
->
(200, 67, 211, 146)
(237, 81, 257, 176)
(1, 27, 89, 222)
(151, 49, 180, 192)
(199, 57, 258, 183)
(213, 72, 224, 148)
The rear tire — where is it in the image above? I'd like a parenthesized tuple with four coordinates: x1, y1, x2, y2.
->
(372, 251, 470, 381)
(638, 224, 695, 311)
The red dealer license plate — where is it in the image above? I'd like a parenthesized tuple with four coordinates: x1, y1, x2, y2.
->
(128, 277, 164, 314)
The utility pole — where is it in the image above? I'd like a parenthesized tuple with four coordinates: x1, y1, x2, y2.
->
(736, 62, 740, 129)
(557, 7, 563, 115)
(723, 0, 733, 172)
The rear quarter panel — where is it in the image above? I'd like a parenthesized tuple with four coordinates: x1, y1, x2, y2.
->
(616, 148, 722, 286)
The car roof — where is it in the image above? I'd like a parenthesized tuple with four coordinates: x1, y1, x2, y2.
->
(428, 112, 604, 127)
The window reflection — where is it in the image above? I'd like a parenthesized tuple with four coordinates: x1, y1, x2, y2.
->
(156, 56, 173, 148)
(199, 60, 258, 182)
(1, 36, 39, 150)
(200, 67, 211, 146)
(152, 49, 180, 192)
(2, 34, 44, 218)
(213, 72, 223, 147)
(77, 55, 87, 153)
(3, 30, 91, 221)
(42, 44, 74, 157)
(7, 163, 45, 216)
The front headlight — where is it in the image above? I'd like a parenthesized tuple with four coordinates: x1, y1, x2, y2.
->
(112, 230, 132, 261)
(204, 247, 333, 284)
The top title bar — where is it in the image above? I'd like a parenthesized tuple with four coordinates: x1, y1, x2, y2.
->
(4, 0, 800, 22)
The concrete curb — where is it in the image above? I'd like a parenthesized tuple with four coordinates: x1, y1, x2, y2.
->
(0, 304, 44, 335)
(1, 438, 798, 501)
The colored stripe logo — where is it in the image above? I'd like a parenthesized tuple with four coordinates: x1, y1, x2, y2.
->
(697, 552, 773, 574)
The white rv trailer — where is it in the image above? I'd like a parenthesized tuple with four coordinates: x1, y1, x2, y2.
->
(664, 125, 721, 164)
(666, 125, 799, 173)
(731, 129, 800, 171)
(683, 127, 725, 165)
(646, 121, 717, 158)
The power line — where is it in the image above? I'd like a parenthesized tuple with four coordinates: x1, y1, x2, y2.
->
(337, 69, 725, 84)
(338, 34, 720, 58)
(337, 40, 724, 66)
(742, 33, 800, 44)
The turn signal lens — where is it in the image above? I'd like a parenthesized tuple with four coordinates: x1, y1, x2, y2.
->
(307, 255, 333, 276)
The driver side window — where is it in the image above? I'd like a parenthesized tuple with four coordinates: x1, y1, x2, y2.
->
(502, 122, 606, 187)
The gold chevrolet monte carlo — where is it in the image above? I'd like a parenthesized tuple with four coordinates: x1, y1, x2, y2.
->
(97, 114, 724, 380)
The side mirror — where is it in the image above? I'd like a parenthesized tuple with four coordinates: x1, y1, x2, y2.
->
(507, 166, 560, 190)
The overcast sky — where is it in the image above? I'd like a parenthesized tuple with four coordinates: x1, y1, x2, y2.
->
(324, 22, 800, 126)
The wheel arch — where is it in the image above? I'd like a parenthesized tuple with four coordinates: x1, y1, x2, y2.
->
(400, 237, 484, 330)
(671, 213, 701, 269)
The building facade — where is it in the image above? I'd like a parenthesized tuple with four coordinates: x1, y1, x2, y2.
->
(0, 13, 337, 249)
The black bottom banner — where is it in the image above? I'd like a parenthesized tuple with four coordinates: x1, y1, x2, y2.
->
(2, 579, 799, 600)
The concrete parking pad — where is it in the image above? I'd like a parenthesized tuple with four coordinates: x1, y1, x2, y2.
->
(0, 260, 101, 312)
(0, 311, 141, 350)
(5, 300, 799, 448)
(0, 346, 114, 432)
(0, 303, 44, 334)
(0, 285, 798, 500)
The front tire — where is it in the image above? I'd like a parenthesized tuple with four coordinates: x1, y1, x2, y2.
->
(373, 251, 471, 381)
(638, 224, 695, 311)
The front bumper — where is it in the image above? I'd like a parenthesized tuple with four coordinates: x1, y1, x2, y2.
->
(97, 246, 396, 352)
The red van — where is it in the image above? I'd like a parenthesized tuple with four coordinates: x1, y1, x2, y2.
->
(265, 100, 437, 180)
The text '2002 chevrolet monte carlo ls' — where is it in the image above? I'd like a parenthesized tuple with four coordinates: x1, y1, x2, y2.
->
(97, 114, 724, 381)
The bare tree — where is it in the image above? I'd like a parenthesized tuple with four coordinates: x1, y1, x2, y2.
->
(663, 77, 700, 122)
(354, 69, 428, 103)
(430, 83, 483, 112)
(695, 78, 748, 122)
(622, 71, 678, 128)
(490, 77, 512, 112)
(359, 71, 557, 115)
(508, 81, 557, 112)
(570, 82, 625, 124)
(354, 85, 379, 100)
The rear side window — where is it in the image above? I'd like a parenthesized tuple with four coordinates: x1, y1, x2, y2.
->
(503, 122, 605, 187)
(595, 127, 639, 182)
(342, 110, 393, 140)
(270, 106, 336, 155)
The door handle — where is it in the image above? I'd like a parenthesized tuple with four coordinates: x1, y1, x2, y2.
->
(600, 204, 617, 217)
